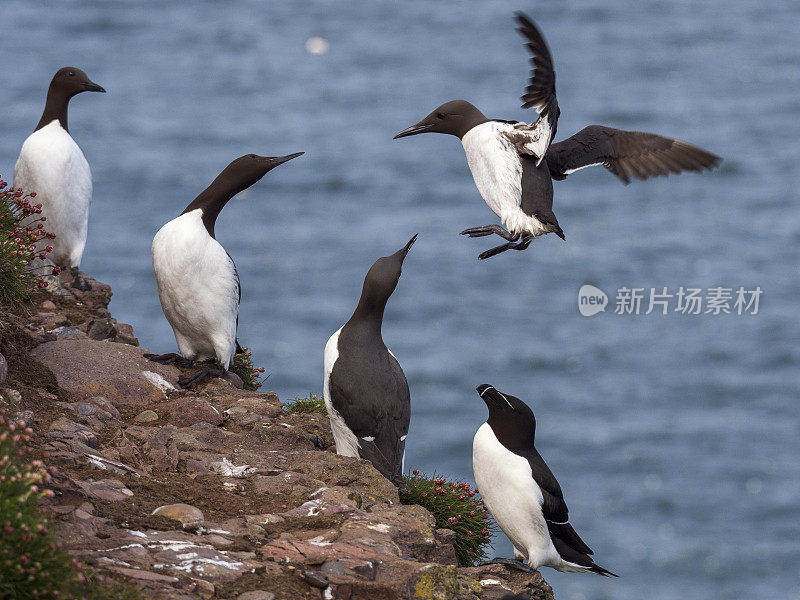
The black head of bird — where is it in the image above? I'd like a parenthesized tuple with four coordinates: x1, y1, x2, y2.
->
(476, 384, 536, 449)
(394, 100, 488, 140)
(215, 152, 305, 197)
(49, 67, 106, 97)
(356, 234, 418, 315)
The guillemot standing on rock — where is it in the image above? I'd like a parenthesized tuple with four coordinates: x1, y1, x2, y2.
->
(473, 384, 617, 576)
(395, 12, 720, 259)
(13, 67, 106, 288)
(145, 152, 303, 388)
(323, 235, 417, 488)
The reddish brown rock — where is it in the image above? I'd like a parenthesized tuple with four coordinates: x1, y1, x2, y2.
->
(31, 339, 180, 404)
(168, 397, 223, 427)
(152, 503, 205, 528)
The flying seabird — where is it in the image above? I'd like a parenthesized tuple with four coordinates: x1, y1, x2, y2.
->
(473, 384, 617, 576)
(145, 152, 303, 388)
(13, 67, 106, 288)
(323, 235, 418, 487)
(394, 13, 721, 259)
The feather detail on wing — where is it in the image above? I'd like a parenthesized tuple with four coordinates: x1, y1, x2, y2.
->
(546, 125, 722, 184)
(521, 447, 617, 576)
(514, 12, 560, 162)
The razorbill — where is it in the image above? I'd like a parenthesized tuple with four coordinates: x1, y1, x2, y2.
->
(395, 12, 721, 260)
(473, 384, 616, 576)
(323, 234, 417, 487)
(13, 67, 106, 288)
(145, 152, 303, 388)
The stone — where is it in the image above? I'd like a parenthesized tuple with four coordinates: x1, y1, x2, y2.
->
(48, 417, 99, 448)
(31, 340, 181, 404)
(77, 478, 134, 502)
(224, 371, 244, 389)
(189, 578, 215, 599)
(41, 300, 57, 310)
(50, 326, 88, 340)
(114, 322, 139, 346)
(11, 410, 34, 428)
(1, 388, 22, 404)
(237, 592, 276, 600)
(134, 409, 159, 423)
(168, 397, 222, 427)
(152, 503, 204, 528)
(87, 318, 117, 340)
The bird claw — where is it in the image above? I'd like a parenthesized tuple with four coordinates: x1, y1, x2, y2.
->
(478, 558, 537, 574)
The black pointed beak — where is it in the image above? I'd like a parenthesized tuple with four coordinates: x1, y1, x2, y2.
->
(397, 233, 418, 260)
(265, 152, 304, 166)
(393, 123, 433, 139)
(83, 80, 106, 93)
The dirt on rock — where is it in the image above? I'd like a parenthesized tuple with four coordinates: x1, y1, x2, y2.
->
(0, 272, 555, 600)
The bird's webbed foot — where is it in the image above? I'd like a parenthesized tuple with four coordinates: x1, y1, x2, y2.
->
(69, 267, 92, 291)
(460, 225, 520, 241)
(177, 367, 228, 389)
(478, 557, 538, 574)
(477, 233, 534, 260)
(143, 353, 194, 368)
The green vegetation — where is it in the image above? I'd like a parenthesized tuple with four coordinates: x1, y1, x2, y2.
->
(0, 408, 141, 599)
(283, 393, 328, 415)
(0, 178, 57, 305)
(230, 346, 266, 391)
(400, 470, 499, 567)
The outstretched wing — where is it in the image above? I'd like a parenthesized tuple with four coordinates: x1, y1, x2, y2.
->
(513, 12, 560, 161)
(546, 125, 721, 184)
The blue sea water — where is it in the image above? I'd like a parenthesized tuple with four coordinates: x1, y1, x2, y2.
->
(1, 2, 799, 599)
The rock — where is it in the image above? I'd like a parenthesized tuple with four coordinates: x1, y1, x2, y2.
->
(77, 478, 134, 502)
(49, 417, 99, 448)
(189, 578, 215, 599)
(152, 503, 204, 528)
(0, 388, 21, 404)
(0, 352, 7, 384)
(237, 592, 275, 600)
(114, 322, 139, 346)
(168, 397, 222, 427)
(50, 326, 88, 340)
(11, 410, 34, 428)
(87, 318, 117, 341)
(224, 371, 244, 389)
(41, 300, 57, 310)
(31, 340, 181, 404)
(134, 409, 159, 424)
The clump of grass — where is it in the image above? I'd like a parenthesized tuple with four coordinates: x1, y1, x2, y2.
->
(400, 469, 499, 567)
(0, 408, 143, 600)
(0, 178, 58, 305)
(230, 346, 266, 391)
(283, 393, 328, 415)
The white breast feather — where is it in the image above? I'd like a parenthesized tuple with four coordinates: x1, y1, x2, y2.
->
(151, 209, 238, 368)
(461, 122, 548, 237)
(13, 121, 92, 268)
(473, 423, 559, 569)
(322, 327, 361, 458)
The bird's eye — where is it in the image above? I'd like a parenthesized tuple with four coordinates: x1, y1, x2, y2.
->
(68, 71, 75, 76)
(248, 154, 257, 158)
(436, 112, 445, 120)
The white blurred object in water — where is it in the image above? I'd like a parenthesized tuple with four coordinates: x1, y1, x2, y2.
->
(305, 36, 329, 55)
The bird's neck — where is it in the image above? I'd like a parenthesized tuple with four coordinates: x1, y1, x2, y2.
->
(348, 296, 387, 339)
(457, 111, 490, 139)
(35, 87, 73, 133)
(181, 179, 240, 239)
